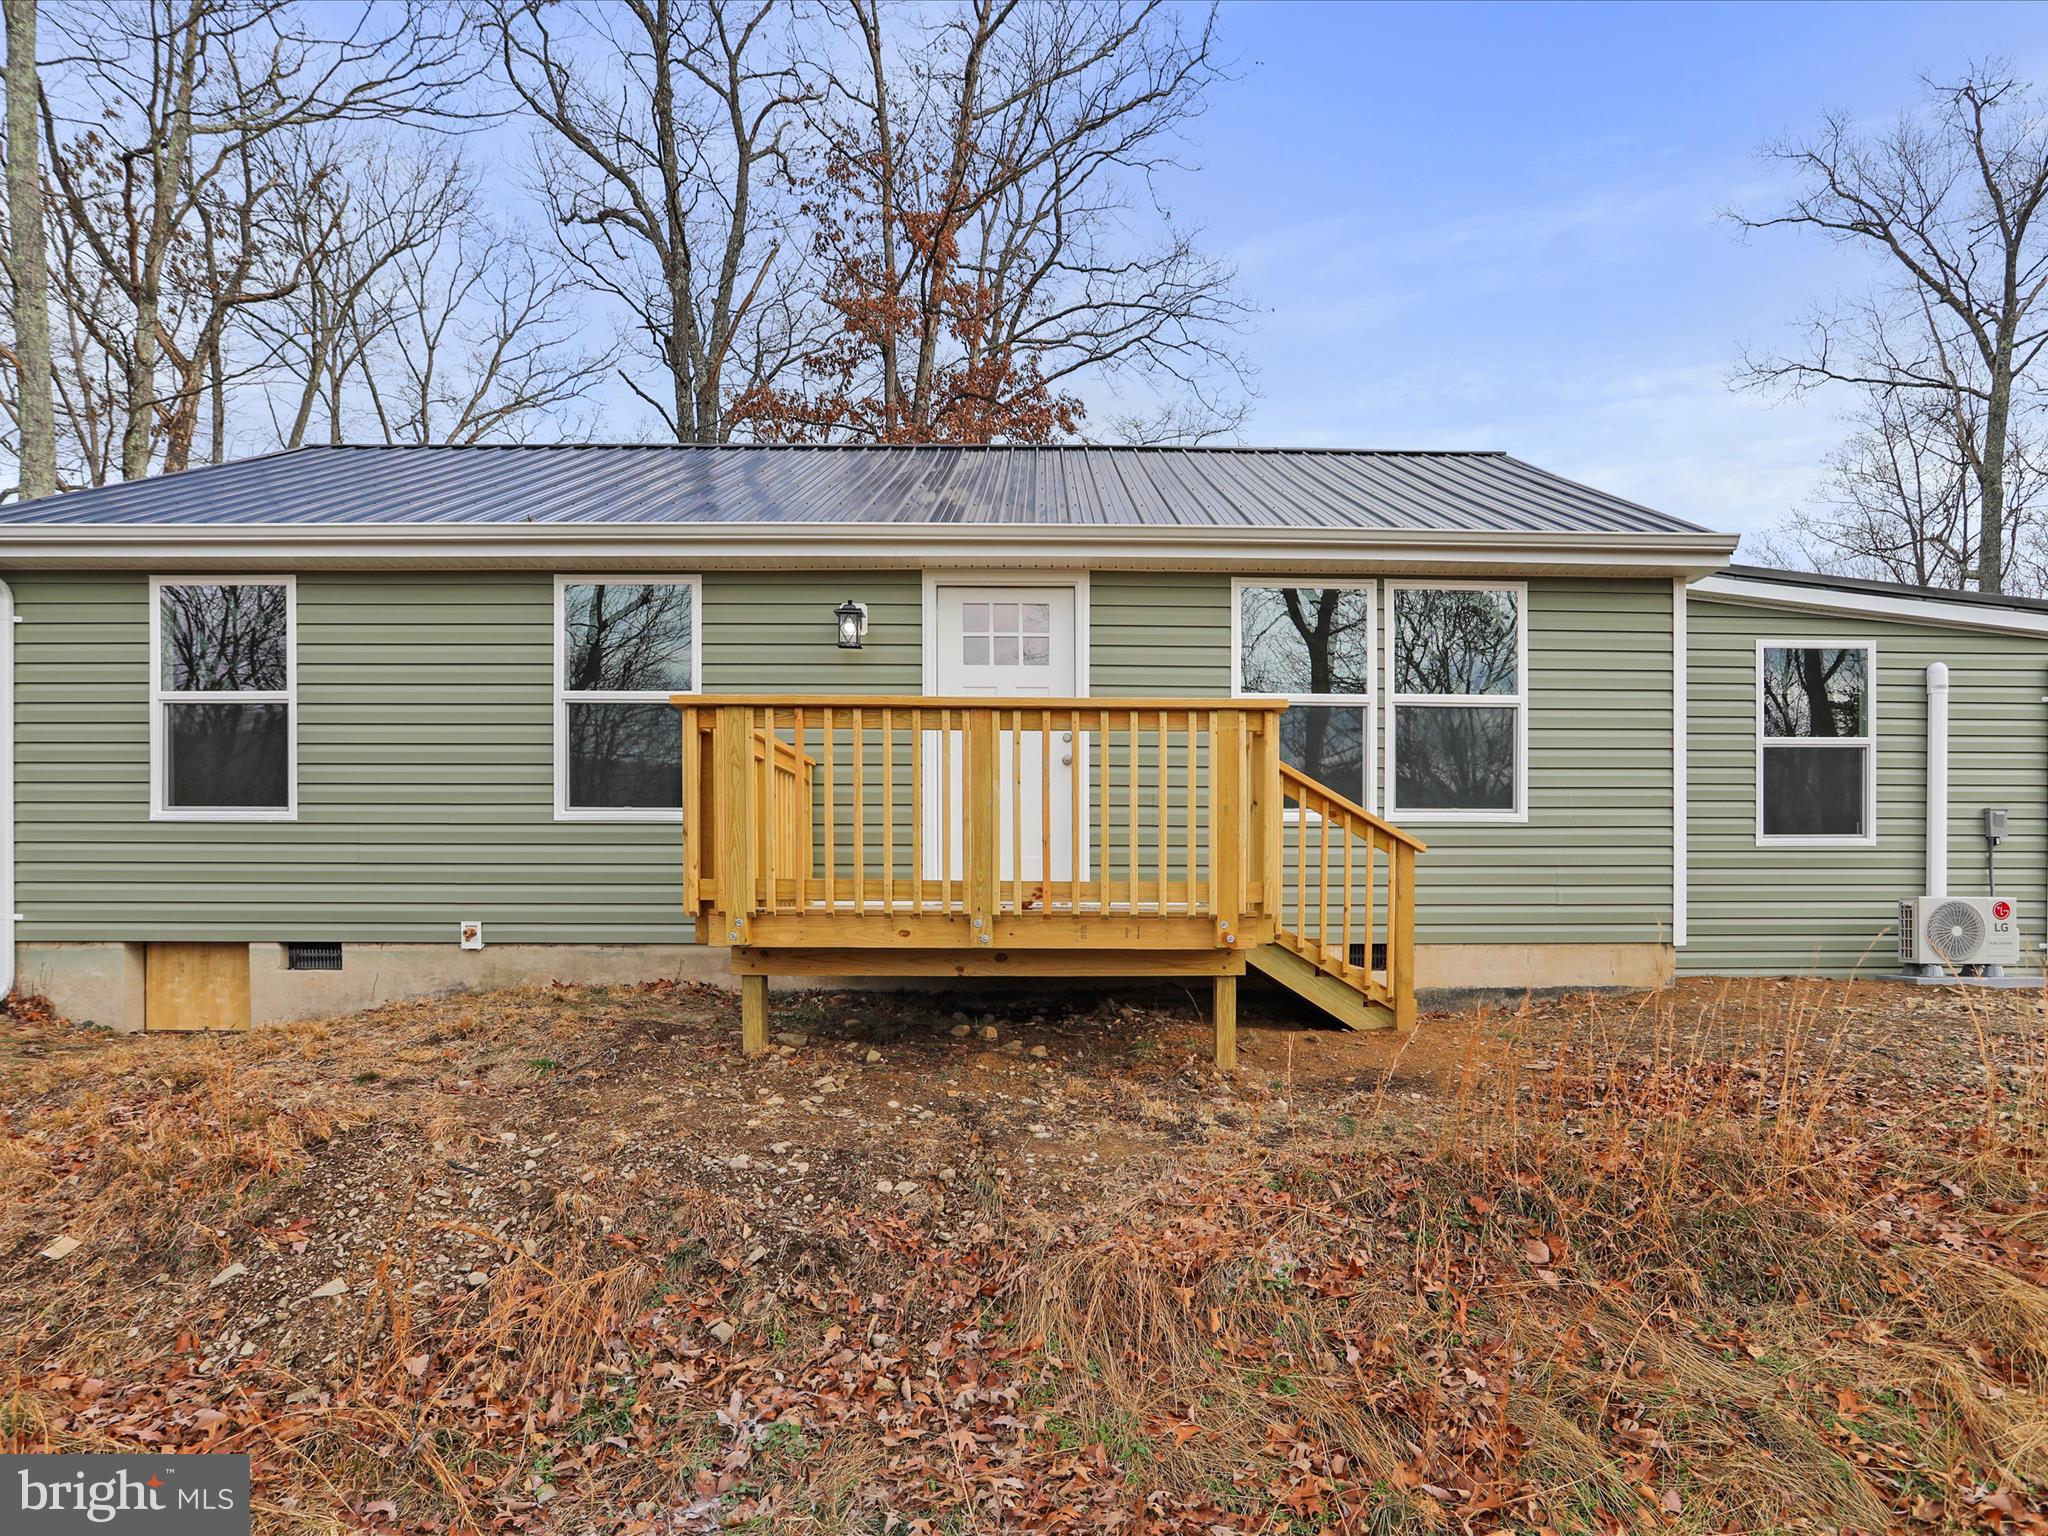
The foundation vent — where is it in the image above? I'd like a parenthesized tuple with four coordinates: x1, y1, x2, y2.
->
(285, 942, 344, 972)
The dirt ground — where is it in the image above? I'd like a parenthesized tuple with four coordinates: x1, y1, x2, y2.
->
(3, 973, 2046, 1533)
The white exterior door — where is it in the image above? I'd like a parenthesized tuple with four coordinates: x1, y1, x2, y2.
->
(930, 584, 1082, 883)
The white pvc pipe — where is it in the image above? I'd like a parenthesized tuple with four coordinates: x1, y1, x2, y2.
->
(0, 579, 15, 1001)
(1926, 662, 1949, 898)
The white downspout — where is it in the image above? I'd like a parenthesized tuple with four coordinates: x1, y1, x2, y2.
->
(0, 578, 15, 1001)
(1926, 661, 1949, 899)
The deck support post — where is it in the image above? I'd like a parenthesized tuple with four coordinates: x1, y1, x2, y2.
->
(740, 972, 768, 1056)
(1213, 973, 1237, 1070)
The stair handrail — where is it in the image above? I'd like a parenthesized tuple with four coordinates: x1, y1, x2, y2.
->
(1276, 763, 1428, 853)
(1274, 762, 1423, 1032)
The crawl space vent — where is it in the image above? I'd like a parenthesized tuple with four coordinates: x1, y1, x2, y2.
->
(286, 942, 343, 972)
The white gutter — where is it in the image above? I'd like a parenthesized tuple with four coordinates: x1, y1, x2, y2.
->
(0, 578, 15, 1001)
(1926, 662, 1949, 899)
(0, 520, 1741, 577)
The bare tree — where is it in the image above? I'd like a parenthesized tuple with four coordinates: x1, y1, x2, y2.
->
(359, 218, 611, 444)
(36, 0, 474, 479)
(3, 0, 53, 497)
(486, 0, 812, 442)
(1756, 387, 2048, 593)
(1733, 63, 2048, 593)
(738, 0, 1249, 444)
(249, 132, 473, 449)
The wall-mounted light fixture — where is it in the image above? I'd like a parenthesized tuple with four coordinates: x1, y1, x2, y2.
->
(835, 599, 869, 650)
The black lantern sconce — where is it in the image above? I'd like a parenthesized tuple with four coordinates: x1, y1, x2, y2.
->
(835, 599, 869, 649)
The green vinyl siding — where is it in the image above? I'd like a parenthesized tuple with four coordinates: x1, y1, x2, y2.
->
(12, 568, 921, 944)
(1681, 597, 2048, 977)
(1394, 578, 1674, 945)
(1090, 571, 1231, 697)
(703, 571, 921, 693)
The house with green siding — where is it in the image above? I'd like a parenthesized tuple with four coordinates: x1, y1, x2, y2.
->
(0, 443, 2038, 1035)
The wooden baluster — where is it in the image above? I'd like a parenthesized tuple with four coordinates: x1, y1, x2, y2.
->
(1392, 840, 1417, 1031)
(1071, 708, 1086, 917)
(1010, 707, 1024, 916)
(940, 708, 953, 913)
(1095, 708, 1108, 913)
(793, 708, 807, 912)
(1318, 788, 1331, 959)
(1365, 825, 1378, 985)
(1193, 711, 1208, 914)
(882, 706, 895, 915)
(852, 706, 866, 912)
(966, 709, 998, 938)
(821, 707, 837, 913)
(1155, 708, 1168, 916)
(1212, 709, 1243, 951)
(1342, 808, 1355, 976)
(1130, 708, 1146, 913)
(1179, 712, 1196, 913)
(759, 709, 777, 912)
(1294, 781, 1307, 956)
(911, 709, 925, 915)
(1040, 707, 1052, 917)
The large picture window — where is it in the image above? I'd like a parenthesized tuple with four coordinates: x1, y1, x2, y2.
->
(150, 577, 295, 819)
(1387, 582, 1525, 819)
(1757, 642, 1874, 843)
(1233, 582, 1373, 803)
(556, 577, 700, 817)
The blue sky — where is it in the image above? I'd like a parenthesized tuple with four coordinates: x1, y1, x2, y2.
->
(1160, 0, 2048, 544)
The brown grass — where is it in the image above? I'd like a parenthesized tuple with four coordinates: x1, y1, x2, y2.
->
(3, 975, 2046, 1532)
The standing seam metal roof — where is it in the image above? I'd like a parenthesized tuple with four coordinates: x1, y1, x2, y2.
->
(0, 443, 1717, 536)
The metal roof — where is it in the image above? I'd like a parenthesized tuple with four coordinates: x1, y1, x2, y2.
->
(0, 443, 1714, 536)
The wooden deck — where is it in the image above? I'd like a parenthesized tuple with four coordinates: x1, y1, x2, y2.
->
(674, 695, 1423, 1064)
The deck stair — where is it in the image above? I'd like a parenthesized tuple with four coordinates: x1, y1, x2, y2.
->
(1255, 764, 1425, 1031)
(674, 696, 1423, 1060)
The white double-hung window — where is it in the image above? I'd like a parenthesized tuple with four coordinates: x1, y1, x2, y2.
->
(1386, 581, 1526, 821)
(1756, 641, 1874, 844)
(150, 577, 296, 820)
(1232, 581, 1374, 804)
(555, 576, 701, 818)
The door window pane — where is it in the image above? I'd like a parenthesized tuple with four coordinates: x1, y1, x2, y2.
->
(165, 702, 289, 809)
(963, 634, 990, 666)
(1762, 746, 1867, 837)
(1279, 705, 1365, 802)
(1394, 704, 1516, 811)
(562, 583, 695, 693)
(568, 701, 683, 810)
(160, 583, 287, 691)
(1392, 587, 1518, 696)
(1238, 586, 1371, 696)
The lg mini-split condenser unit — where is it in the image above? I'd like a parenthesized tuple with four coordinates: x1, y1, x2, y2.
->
(1898, 895, 2023, 967)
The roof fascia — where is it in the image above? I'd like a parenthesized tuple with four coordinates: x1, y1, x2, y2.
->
(0, 521, 1741, 578)
(1693, 571, 2048, 637)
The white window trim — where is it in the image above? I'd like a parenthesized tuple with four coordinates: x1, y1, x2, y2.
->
(1229, 577, 1377, 812)
(148, 574, 298, 822)
(1384, 577, 1530, 825)
(1753, 637, 1877, 849)
(553, 573, 703, 823)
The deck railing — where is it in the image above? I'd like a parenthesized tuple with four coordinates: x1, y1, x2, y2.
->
(1276, 763, 1423, 1027)
(676, 694, 1421, 1032)
(679, 696, 1286, 949)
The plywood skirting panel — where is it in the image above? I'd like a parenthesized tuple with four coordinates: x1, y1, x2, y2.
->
(145, 942, 251, 1032)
